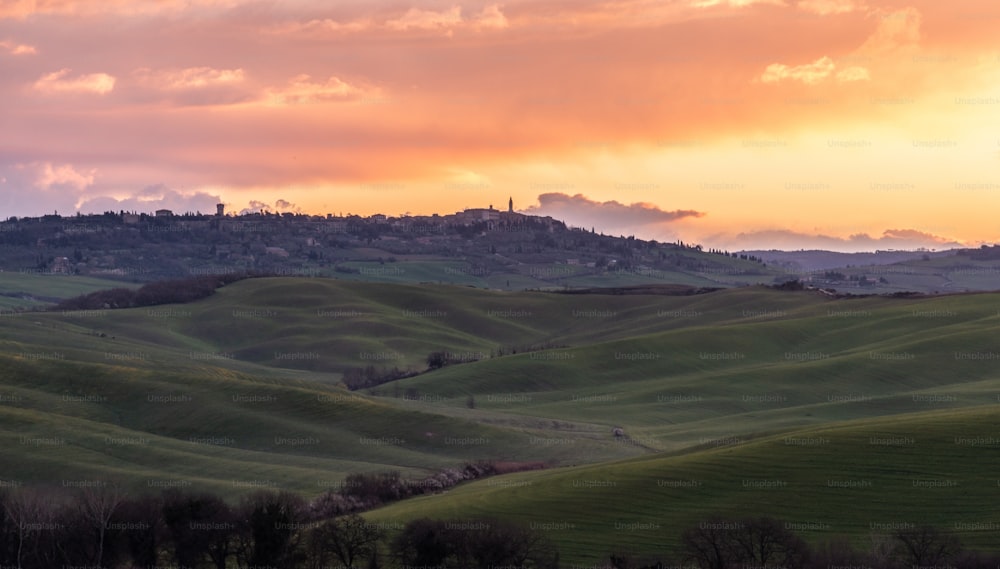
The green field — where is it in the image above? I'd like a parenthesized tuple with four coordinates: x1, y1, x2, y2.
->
(0, 272, 139, 309)
(1, 276, 998, 561)
(367, 406, 1000, 563)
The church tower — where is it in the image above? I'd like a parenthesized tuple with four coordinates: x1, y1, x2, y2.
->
(508, 196, 513, 213)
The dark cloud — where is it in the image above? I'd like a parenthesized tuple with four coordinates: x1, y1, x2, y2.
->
(706, 228, 965, 253)
(239, 200, 272, 215)
(524, 192, 704, 236)
(77, 184, 221, 214)
(274, 198, 302, 213)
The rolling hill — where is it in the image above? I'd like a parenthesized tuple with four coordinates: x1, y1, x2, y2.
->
(0, 276, 998, 561)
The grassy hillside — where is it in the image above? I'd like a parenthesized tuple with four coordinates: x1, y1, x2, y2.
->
(376, 288, 1000, 448)
(366, 405, 1000, 564)
(0, 272, 137, 309)
(2, 277, 999, 521)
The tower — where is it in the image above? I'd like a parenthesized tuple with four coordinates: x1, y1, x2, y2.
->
(508, 196, 513, 213)
(216, 203, 225, 217)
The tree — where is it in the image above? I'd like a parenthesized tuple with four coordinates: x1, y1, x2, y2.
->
(894, 525, 962, 567)
(76, 483, 125, 567)
(682, 518, 736, 569)
(237, 490, 307, 569)
(729, 516, 808, 568)
(682, 517, 807, 569)
(392, 518, 559, 569)
(310, 514, 384, 569)
(392, 518, 455, 568)
(465, 518, 559, 569)
(427, 351, 448, 369)
(163, 490, 236, 569)
(115, 495, 165, 569)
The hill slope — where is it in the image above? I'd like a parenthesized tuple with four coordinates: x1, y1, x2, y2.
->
(366, 406, 1000, 564)
(1, 277, 998, 510)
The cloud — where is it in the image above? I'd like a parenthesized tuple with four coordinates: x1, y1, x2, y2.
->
(273, 198, 303, 213)
(0, 0, 244, 19)
(272, 18, 372, 35)
(524, 192, 704, 235)
(33, 69, 116, 95)
(857, 7, 921, 55)
(384, 4, 507, 33)
(76, 184, 222, 214)
(835, 66, 870, 82)
(0, 164, 221, 217)
(690, 0, 787, 8)
(134, 66, 245, 89)
(264, 75, 375, 105)
(0, 163, 81, 216)
(796, 0, 866, 15)
(36, 162, 96, 190)
(758, 55, 871, 84)
(759, 56, 835, 85)
(757, 7, 921, 86)
(239, 200, 272, 215)
(0, 0, 37, 19)
(708, 228, 964, 253)
(474, 4, 509, 30)
(0, 39, 36, 55)
(386, 6, 463, 31)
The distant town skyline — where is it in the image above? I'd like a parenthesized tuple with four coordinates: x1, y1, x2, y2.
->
(2, 0, 998, 252)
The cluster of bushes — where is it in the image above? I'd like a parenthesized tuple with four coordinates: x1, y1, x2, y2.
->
(53, 271, 261, 311)
(425, 350, 479, 369)
(392, 517, 559, 568)
(345, 342, 570, 391)
(610, 515, 1000, 569)
(340, 365, 421, 390)
(491, 341, 569, 357)
(771, 279, 806, 291)
(311, 462, 547, 518)
(0, 486, 558, 569)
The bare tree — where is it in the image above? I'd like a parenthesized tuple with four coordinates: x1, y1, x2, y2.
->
(894, 525, 962, 567)
(2, 488, 56, 569)
(868, 531, 896, 568)
(683, 517, 808, 569)
(682, 518, 737, 569)
(730, 516, 808, 568)
(310, 514, 383, 569)
(76, 483, 125, 567)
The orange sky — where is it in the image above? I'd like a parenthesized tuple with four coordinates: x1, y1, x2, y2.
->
(2, 0, 999, 251)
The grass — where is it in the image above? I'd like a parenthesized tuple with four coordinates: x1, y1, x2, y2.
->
(366, 405, 1000, 564)
(0, 276, 998, 552)
(0, 272, 137, 308)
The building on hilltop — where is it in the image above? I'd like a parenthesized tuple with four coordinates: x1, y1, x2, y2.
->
(458, 205, 500, 225)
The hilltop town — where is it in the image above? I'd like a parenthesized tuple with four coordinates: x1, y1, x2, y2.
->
(0, 198, 770, 287)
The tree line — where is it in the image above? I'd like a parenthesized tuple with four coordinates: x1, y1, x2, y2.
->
(612, 515, 999, 569)
(0, 485, 558, 569)
(52, 272, 262, 311)
(3, 486, 997, 569)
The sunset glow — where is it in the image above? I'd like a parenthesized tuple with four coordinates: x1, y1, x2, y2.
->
(2, 0, 1000, 251)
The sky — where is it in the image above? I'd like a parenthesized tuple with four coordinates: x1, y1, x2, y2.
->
(1, 0, 999, 252)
